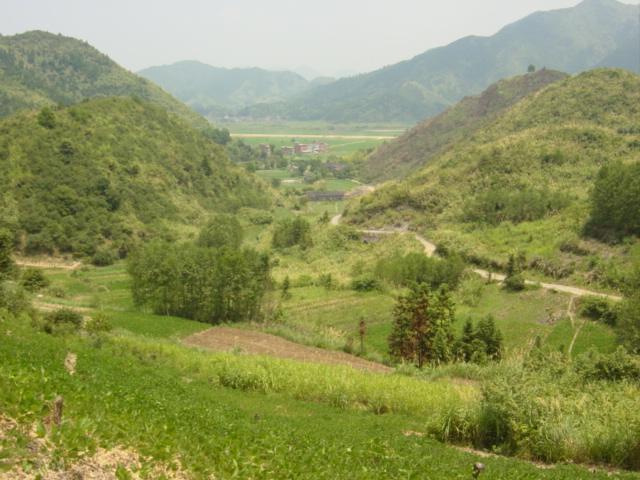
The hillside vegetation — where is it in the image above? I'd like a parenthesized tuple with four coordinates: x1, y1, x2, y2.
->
(347, 69, 640, 286)
(139, 60, 314, 119)
(243, 0, 639, 122)
(0, 97, 271, 257)
(363, 69, 568, 182)
(0, 31, 206, 127)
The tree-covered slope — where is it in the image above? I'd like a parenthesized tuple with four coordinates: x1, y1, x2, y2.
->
(247, 0, 639, 123)
(139, 60, 312, 118)
(347, 69, 640, 282)
(362, 69, 568, 182)
(0, 97, 271, 257)
(0, 31, 206, 127)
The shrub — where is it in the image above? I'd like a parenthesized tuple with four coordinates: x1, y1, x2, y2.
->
(578, 296, 618, 325)
(375, 252, 465, 290)
(575, 348, 640, 382)
(272, 218, 313, 249)
(19, 268, 50, 292)
(85, 311, 113, 334)
(350, 276, 380, 292)
(41, 308, 83, 334)
(586, 161, 640, 241)
(91, 248, 116, 266)
(197, 214, 244, 249)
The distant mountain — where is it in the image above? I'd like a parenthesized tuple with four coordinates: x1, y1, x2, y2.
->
(0, 97, 271, 257)
(0, 31, 206, 127)
(362, 69, 568, 182)
(247, 0, 639, 123)
(139, 61, 311, 118)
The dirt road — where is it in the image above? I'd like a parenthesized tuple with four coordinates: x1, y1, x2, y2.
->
(14, 258, 81, 271)
(184, 327, 392, 373)
(331, 215, 621, 301)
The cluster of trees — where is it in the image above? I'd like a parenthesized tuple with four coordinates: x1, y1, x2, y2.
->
(375, 252, 465, 290)
(128, 217, 270, 324)
(586, 161, 640, 241)
(0, 98, 271, 259)
(463, 187, 570, 225)
(455, 317, 503, 363)
(272, 217, 313, 249)
(389, 284, 503, 367)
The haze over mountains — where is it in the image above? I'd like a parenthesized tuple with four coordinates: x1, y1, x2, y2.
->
(144, 0, 637, 123)
(139, 61, 323, 119)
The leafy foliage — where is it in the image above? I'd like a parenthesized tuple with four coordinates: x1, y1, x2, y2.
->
(19, 268, 49, 292)
(388, 285, 456, 367)
(374, 251, 465, 289)
(0, 97, 271, 256)
(197, 214, 244, 249)
(0, 228, 15, 280)
(128, 241, 270, 324)
(272, 217, 313, 250)
(586, 161, 640, 241)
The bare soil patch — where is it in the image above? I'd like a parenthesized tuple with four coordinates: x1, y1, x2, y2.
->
(184, 327, 392, 374)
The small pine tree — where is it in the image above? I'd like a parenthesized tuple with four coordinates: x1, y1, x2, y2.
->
(476, 315, 503, 361)
(504, 252, 526, 291)
(528, 64, 536, 73)
(319, 211, 330, 224)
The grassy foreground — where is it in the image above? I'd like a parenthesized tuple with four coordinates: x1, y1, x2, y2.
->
(1, 311, 637, 479)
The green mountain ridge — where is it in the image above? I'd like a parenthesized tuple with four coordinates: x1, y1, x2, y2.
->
(0, 97, 271, 257)
(242, 0, 639, 123)
(139, 60, 316, 118)
(0, 31, 206, 127)
(362, 69, 569, 182)
(347, 68, 640, 280)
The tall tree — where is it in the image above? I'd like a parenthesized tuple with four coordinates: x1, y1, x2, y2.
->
(388, 284, 455, 367)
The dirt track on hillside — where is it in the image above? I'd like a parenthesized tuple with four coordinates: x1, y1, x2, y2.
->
(183, 327, 392, 373)
(331, 214, 621, 301)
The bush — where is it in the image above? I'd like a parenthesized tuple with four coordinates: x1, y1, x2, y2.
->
(85, 311, 113, 334)
(350, 276, 380, 292)
(575, 348, 640, 382)
(586, 161, 640, 241)
(503, 273, 525, 292)
(197, 215, 244, 249)
(92, 249, 116, 266)
(272, 218, 313, 250)
(41, 308, 83, 334)
(0, 282, 30, 314)
(375, 252, 465, 290)
(19, 268, 50, 292)
(578, 296, 618, 325)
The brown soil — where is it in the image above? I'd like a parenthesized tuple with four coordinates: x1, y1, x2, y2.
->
(0, 413, 189, 480)
(184, 327, 392, 374)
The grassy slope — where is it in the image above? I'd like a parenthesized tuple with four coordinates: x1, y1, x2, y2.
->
(3, 312, 635, 479)
(348, 69, 640, 287)
(0, 31, 206, 128)
(362, 70, 568, 182)
(0, 97, 271, 256)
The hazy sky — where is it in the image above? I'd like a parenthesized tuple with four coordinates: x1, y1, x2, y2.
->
(2, 0, 639, 77)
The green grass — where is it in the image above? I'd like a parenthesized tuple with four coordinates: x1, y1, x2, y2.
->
(1, 312, 637, 479)
(220, 120, 408, 136)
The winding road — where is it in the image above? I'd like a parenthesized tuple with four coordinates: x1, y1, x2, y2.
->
(331, 214, 622, 301)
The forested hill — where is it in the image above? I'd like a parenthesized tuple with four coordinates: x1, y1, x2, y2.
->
(348, 68, 640, 260)
(244, 0, 639, 123)
(362, 69, 568, 182)
(139, 60, 313, 118)
(0, 97, 271, 259)
(0, 31, 206, 127)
